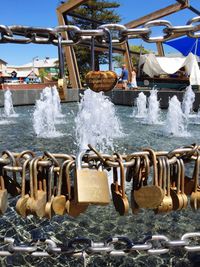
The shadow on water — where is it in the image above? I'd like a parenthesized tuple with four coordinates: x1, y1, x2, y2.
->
(0, 103, 200, 266)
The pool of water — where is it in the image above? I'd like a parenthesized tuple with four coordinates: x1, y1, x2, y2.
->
(0, 103, 200, 267)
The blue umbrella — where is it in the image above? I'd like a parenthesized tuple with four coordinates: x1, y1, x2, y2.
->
(164, 36, 200, 56)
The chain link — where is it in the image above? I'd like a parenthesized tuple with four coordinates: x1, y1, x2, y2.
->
(0, 233, 199, 257)
(0, 16, 200, 45)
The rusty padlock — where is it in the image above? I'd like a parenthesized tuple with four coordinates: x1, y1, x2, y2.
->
(74, 150, 110, 205)
(85, 28, 118, 93)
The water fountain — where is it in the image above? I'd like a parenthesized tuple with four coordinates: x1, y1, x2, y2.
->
(75, 89, 124, 151)
(52, 85, 65, 119)
(134, 92, 147, 118)
(146, 88, 161, 124)
(182, 85, 195, 118)
(33, 87, 64, 138)
(3, 89, 17, 117)
(164, 95, 189, 136)
(0, 96, 200, 266)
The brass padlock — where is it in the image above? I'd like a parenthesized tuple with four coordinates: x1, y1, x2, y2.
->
(126, 157, 140, 182)
(52, 160, 72, 215)
(190, 153, 200, 211)
(26, 157, 47, 218)
(0, 174, 8, 215)
(134, 149, 164, 209)
(154, 157, 173, 214)
(65, 160, 88, 217)
(179, 158, 188, 209)
(45, 166, 55, 219)
(170, 158, 188, 211)
(75, 151, 110, 205)
(111, 158, 129, 215)
(129, 157, 144, 214)
(16, 158, 31, 217)
(85, 29, 118, 93)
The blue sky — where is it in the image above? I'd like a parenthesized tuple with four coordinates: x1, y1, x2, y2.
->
(0, 0, 200, 65)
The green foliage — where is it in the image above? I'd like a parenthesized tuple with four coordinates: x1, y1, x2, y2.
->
(39, 68, 49, 83)
(129, 45, 150, 54)
(113, 45, 152, 68)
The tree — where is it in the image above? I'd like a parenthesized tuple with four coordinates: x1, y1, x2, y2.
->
(67, 0, 121, 83)
(113, 45, 151, 69)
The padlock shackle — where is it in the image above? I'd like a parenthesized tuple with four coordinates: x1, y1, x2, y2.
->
(104, 28, 113, 71)
(57, 34, 65, 79)
(90, 28, 113, 71)
(91, 36, 95, 71)
(76, 150, 91, 170)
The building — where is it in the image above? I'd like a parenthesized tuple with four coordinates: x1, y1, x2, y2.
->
(0, 57, 59, 83)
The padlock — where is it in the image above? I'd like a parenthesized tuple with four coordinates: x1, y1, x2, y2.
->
(26, 157, 47, 218)
(154, 157, 173, 214)
(65, 160, 88, 217)
(45, 166, 55, 219)
(0, 166, 8, 214)
(134, 149, 164, 209)
(126, 157, 140, 182)
(85, 29, 118, 93)
(111, 157, 129, 215)
(170, 158, 188, 211)
(57, 34, 65, 100)
(2, 151, 21, 196)
(74, 150, 110, 205)
(190, 153, 200, 211)
(16, 158, 31, 217)
(52, 160, 72, 215)
(179, 158, 188, 209)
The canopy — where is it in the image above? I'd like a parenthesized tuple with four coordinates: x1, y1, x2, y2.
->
(139, 53, 200, 85)
(164, 37, 200, 56)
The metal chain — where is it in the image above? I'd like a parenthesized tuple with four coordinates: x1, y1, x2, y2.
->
(0, 232, 199, 257)
(0, 16, 200, 45)
(0, 144, 199, 170)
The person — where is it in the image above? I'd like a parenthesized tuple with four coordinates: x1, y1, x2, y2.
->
(120, 64, 129, 90)
(130, 67, 137, 89)
(0, 72, 4, 84)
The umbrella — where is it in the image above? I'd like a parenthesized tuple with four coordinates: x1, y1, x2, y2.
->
(164, 36, 200, 56)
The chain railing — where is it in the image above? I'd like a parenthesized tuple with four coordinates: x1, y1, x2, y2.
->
(0, 232, 199, 258)
(0, 16, 200, 45)
(0, 143, 199, 219)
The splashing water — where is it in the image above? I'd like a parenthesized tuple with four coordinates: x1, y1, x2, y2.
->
(182, 85, 195, 118)
(33, 87, 64, 138)
(146, 88, 161, 124)
(52, 86, 65, 119)
(134, 92, 147, 118)
(75, 89, 124, 152)
(3, 90, 17, 117)
(164, 96, 189, 137)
